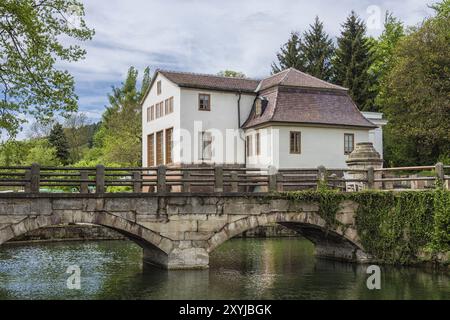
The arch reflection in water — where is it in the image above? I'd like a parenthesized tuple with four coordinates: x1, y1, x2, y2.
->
(0, 238, 448, 300)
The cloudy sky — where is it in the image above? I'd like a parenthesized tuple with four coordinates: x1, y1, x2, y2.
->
(20, 0, 437, 138)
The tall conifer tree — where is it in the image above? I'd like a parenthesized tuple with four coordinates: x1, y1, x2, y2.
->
(48, 123, 70, 165)
(271, 32, 305, 74)
(333, 11, 375, 110)
(93, 66, 151, 166)
(302, 17, 334, 81)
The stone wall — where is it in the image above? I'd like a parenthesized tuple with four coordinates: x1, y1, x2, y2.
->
(0, 194, 365, 269)
(6, 224, 125, 243)
(236, 224, 298, 238)
(6, 223, 297, 243)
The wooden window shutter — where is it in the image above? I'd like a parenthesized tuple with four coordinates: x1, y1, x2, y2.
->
(156, 131, 163, 165)
(147, 134, 154, 166)
(165, 128, 173, 164)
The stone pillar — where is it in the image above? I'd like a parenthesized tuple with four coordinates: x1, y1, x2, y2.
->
(143, 247, 209, 270)
(167, 248, 209, 270)
(346, 142, 383, 190)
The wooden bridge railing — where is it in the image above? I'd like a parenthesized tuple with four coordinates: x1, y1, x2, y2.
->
(0, 163, 448, 194)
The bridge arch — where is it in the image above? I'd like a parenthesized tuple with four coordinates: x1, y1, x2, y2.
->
(0, 210, 172, 257)
(207, 211, 369, 262)
(0, 195, 372, 269)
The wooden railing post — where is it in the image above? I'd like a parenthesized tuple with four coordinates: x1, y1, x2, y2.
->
(367, 166, 375, 189)
(30, 163, 40, 193)
(231, 171, 238, 192)
(182, 170, 190, 193)
(268, 166, 278, 192)
(276, 172, 284, 192)
(96, 165, 105, 194)
(214, 165, 223, 193)
(133, 171, 142, 193)
(435, 162, 444, 188)
(317, 166, 327, 188)
(80, 170, 89, 194)
(24, 170, 31, 193)
(157, 165, 167, 193)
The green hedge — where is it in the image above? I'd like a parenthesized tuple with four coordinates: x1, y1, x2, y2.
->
(281, 189, 450, 265)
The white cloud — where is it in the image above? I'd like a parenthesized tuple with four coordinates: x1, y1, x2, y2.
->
(15, 0, 437, 139)
(79, 0, 436, 78)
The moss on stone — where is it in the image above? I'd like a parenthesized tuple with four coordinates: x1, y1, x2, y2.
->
(281, 189, 450, 265)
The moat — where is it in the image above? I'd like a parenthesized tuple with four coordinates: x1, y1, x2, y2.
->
(0, 238, 448, 300)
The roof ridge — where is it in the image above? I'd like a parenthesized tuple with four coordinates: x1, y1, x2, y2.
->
(280, 68, 292, 83)
(255, 68, 290, 91)
(157, 69, 261, 82)
(289, 68, 347, 90)
(262, 68, 290, 81)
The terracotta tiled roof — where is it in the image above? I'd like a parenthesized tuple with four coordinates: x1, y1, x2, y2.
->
(257, 68, 347, 91)
(148, 68, 373, 129)
(243, 86, 376, 129)
(158, 70, 260, 93)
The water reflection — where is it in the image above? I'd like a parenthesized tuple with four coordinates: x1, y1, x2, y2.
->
(0, 239, 448, 300)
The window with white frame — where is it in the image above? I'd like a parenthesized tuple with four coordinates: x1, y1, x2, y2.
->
(150, 105, 154, 121)
(146, 107, 152, 122)
(157, 81, 162, 95)
(344, 133, 354, 155)
(246, 135, 253, 157)
(165, 97, 174, 114)
(199, 94, 211, 111)
(290, 131, 301, 154)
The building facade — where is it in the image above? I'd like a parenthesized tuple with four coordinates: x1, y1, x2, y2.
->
(142, 68, 385, 169)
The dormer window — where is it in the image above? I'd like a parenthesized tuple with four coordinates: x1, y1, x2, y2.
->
(255, 97, 267, 117)
(255, 99, 262, 116)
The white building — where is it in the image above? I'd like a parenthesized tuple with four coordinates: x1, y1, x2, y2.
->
(141, 68, 386, 169)
(361, 112, 388, 159)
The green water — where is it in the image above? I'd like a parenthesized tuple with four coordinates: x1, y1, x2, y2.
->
(0, 239, 448, 300)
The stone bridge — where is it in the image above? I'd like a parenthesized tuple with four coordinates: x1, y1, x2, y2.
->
(0, 193, 369, 269)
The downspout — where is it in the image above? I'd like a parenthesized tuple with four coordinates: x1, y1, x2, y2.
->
(237, 91, 246, 167)
(237, 90, 242, 128)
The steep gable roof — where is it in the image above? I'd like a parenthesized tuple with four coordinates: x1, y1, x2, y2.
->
(158, 70, 260, 93)
(141, 68, 374, 129)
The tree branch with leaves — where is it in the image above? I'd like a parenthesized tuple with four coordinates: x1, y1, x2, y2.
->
(0, 0, 94, 137)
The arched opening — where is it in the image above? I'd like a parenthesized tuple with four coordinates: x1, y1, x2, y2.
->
(0, 212, 172, 269)
(277, 222, 364, 262)
(207, 212, 367, 263)
(6, 223, 126, 243)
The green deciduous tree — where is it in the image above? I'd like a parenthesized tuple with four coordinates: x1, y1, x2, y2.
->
(0, 0, 94, 137)
(430, 0, 450, 15)
(24, 139, 60, 166)
(302, 16, 334, 81)
(91, 66, 151, 166)
(271, 32, 305, 74)
(333, 11, 376, 111)
(370, 13, 405, 110)
(48, 123, 70, 164)
(0, 140, 30, 166)
(64, 112, 91, 163)
(217, 70, 246, 78)
(383, 2, 450, 166)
